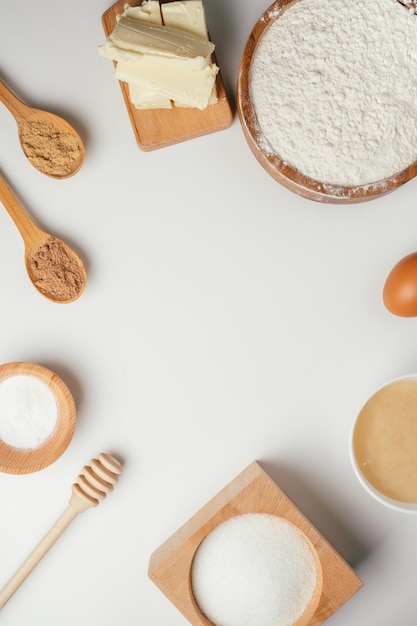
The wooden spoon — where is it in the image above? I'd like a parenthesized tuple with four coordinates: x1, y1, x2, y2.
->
(0, 79, 85, 179)
(0, 174, 87, 303)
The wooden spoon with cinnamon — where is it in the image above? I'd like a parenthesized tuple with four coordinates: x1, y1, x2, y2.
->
(0, 173, 86, 303)
(0, 79, 85, 179)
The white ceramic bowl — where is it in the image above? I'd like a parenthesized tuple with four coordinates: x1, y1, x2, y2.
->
(350, 374, 417, 513)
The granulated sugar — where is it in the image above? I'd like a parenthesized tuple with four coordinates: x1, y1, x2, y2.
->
(191, 513, 318, 626)
(250, 0, 417, 186)
(0, 375, 58, 449)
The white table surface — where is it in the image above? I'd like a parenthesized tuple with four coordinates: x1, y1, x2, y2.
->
(1, 1, 416, 624)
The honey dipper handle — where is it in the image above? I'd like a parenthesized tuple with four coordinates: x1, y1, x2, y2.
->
(0, 453, 122, 610)
(0, 505, 78, 610)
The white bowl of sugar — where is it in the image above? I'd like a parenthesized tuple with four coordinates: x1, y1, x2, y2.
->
(237, 0, 417, 203)
(0, 362, 76, 474)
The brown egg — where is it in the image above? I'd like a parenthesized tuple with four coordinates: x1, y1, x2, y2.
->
(383, 252, 417, 317)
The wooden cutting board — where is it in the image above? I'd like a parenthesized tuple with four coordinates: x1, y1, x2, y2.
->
(101, 0, 233, 151)
(149, 461, 363, 626)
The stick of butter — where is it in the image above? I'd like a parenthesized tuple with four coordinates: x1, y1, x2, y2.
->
(128, 82, 172, 109)
(99, 16, 214, 68)
(161, 0, 218, 106)
(115, 57, 218, 110)
(161, 0, 208, 39)
(121, 1, 172, 110)
(121, 1, 163, 24)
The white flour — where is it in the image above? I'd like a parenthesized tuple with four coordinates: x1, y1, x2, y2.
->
(250, 0, 417, 186)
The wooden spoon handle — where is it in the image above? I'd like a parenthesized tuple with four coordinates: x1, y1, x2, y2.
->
(0, 79, 29, 121)
(0, 174, 45, 247)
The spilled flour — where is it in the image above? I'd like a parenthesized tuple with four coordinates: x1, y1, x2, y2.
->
(250, 0, 417, 186)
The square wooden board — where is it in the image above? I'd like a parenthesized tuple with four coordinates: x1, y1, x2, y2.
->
(101, 0, 234, 151)
(148, 461, 363, 626)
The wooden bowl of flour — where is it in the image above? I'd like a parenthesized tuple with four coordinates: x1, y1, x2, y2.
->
(237, 0, 417, 204)
(0, 362, 76, 474)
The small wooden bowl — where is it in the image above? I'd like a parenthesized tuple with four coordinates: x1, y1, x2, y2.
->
(191, 515, 323, 626)
(149, 461, 363, 626)
(0, 362, 76, 474)
(236, 0, 417, 204)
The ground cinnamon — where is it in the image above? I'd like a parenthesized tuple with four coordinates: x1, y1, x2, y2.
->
(29, 236, 85, 302)
(20, 120, 82, 176)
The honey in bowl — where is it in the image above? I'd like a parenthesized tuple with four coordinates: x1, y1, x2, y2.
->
(351, 377, 417, 510)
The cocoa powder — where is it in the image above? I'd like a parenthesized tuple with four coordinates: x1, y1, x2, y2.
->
(30, 236, 85, 302)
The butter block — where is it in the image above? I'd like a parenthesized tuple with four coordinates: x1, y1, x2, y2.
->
(115, 58, 218, 109)
(161, 0, 208, 38)
(128, 82, 172, 108)
(121, 1, 163, 24)
(121, 1, 172, 109)
(161, 0, 218, 107)
(99, 0, 220, 111)
(99, 16, 214, 67)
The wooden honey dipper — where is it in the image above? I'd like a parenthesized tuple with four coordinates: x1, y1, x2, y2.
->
(0, 452, 123, 610)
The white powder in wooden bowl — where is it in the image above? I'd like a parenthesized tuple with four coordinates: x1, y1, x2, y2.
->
(250, 0, 417, 186)
(191, 513, 319, 626)
(0, 375, 58, 449)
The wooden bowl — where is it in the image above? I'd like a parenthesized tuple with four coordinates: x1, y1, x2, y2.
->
(190, 514, 323, 626)
(0, 362, 76, 474)
(149, 461, 363, 626)
(236, 0, 417, 204)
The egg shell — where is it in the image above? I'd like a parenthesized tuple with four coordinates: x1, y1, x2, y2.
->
(383, 252, 417, 317)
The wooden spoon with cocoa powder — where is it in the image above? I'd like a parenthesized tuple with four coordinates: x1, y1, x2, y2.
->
(0, 79, 85, 179)
(0, 174, 86, 303)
